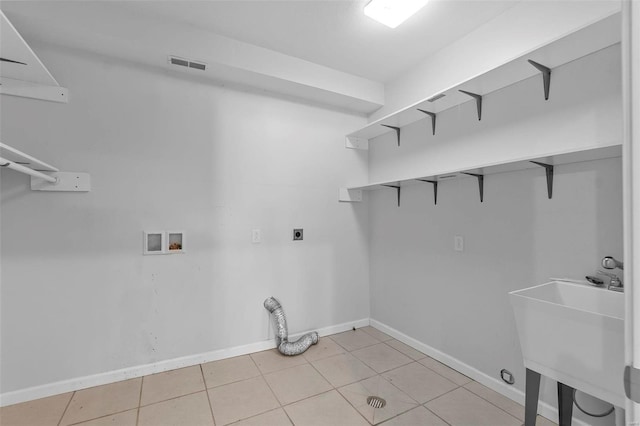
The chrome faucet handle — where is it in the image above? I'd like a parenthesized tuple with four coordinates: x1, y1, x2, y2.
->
(602, 256, 624, 270)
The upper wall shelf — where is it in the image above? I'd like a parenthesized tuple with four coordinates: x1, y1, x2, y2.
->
(0, 10, 68, 103)
(345, 13, 620, 148)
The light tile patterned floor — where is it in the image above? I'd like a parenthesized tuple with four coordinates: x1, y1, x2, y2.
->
(0, 327, 558, 426)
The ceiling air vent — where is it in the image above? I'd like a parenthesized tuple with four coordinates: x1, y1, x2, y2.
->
(188, 61, 206, 71)
(427, 93, 446, 102)
(168, 56, 207, 71)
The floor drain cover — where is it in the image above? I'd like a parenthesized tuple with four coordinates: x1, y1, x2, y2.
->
(367, 396, 386, 409)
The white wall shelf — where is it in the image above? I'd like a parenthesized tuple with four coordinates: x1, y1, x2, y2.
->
(340, 145, 621, 205)
(0, 10, 68, 103)
(345, 13, 620, 148)
(0, 142, 90, 192)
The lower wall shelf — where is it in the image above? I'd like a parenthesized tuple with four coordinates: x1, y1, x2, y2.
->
(339, 144, 621, 204)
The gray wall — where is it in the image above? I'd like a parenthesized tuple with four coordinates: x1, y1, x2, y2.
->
(0, 43, 370, 393)
(368, 46, 623, 426)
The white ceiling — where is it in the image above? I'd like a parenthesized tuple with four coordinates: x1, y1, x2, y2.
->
(0, 0, 524, 113)
(1, 0, 517, 84)
(117, 0, 518, 83)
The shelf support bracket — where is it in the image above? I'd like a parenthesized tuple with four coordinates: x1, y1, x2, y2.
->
(382, 184, 401, 207)
(417, 110, 436, 136)
(462, 173, 484, 202)
(381, 125, 401, 146)
(530, 161, 554, 199)
(528, 60, 551, 101)
(417, 179, 438, 205)
(459, 90, 482, 121)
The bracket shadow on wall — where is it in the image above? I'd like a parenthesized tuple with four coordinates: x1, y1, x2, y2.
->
(344, 14, 619, 150)
(338, 146, 621, 205)
(0, 143, 90, 192)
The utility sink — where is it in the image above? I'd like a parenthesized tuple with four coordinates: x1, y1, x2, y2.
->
(510, 281, 624, 407)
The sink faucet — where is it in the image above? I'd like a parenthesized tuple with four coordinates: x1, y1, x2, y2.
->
(601, 256, 624, 292)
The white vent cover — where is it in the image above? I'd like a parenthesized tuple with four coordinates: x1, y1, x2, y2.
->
(168, 56, 207, 71)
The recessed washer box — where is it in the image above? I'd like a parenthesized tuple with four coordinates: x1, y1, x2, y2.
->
(167, 231, 185, 254)
(143, 231, 164, 255)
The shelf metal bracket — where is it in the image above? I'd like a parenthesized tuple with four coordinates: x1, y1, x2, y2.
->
(459, 90, 483, 121)
(417, 109, 436, 136)
(462, 172, 484, 202)
(381, 125, 401, 146)
(417, 179, 438, 205)
(528, 60, 551, 101)
(530, 161, 554, 199)
(382, 184, 401, 206)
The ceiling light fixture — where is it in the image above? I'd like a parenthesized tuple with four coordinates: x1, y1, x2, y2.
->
(364, 0, 429, 29)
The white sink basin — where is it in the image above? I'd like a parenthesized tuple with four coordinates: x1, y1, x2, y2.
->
(510, 281, 624, 407)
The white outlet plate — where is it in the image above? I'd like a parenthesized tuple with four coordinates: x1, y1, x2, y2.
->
(454, 235, 464, 252)
(252, 229, 262, 244)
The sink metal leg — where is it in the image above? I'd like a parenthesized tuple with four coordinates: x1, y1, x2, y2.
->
(525, 369, 541, 426)
(558, 382, 575, 426)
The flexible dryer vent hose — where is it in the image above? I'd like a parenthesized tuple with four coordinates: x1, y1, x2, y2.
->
(264, 297, 319, 356)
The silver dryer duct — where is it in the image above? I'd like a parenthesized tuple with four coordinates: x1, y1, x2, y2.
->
(264, 297, 319, 356)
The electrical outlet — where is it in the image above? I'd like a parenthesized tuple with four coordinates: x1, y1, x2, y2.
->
(500, 369, 515, 385)
(454, 235, 464, 252)
(293, 229, 303, 241)
(252, 229, 261, 244)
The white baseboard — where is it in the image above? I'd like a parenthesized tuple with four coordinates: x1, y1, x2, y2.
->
(369, 319, 594, 426)
(0, 318, 369, 407)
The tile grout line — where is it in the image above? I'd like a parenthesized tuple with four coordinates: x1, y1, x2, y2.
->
(260, 364, 286, 407)
(56, 391, 75, 426)
(424, 405, 454, 426)
(305, 352, 334, 391)
(370, 374, 421, 425)
(423, 384, 463, 405)
(137, 388, 206, 408)
(200, 360, 262, 391)
(199, 364, 216, 425)
(423, 384, 524, 426)
(30, 330, 522, 426)
(332, 329, 382, 352)
(257, 343, 356, 425)
(250, 350, 311, 376)
(359, 326, 394, 343)
(462, 384, 525, 424)
(245, 352, 301, 424)
(382, 339, 428, 362)
(338, 388, 374, 426)
(65, 407, 139, 426)
(340, 337, 407, 425)
(136, 376, 143, 426)
(225, 407, 290, 426)
(416, 359, 471, 389)
(262, 340, 368, 425)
